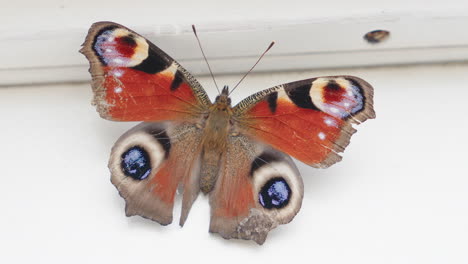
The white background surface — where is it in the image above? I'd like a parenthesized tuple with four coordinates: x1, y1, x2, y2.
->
(1, 62, 468, 263)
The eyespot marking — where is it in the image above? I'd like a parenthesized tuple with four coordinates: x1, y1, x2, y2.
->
(259, 177, 291, 209)
(93, 27, 149, 68)
(147, 129, 171, 159)
(310, 78, 365, 119)
(250, 152, 279, 176)
(121, 146, 152, 180)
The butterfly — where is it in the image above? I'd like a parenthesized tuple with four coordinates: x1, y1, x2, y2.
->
(80, 21, 375, 245)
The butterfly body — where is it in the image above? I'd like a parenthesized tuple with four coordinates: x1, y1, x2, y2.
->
(199, 86, 233, 192)
(81, 22, 375, 244)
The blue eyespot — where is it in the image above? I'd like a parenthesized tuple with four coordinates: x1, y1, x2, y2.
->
(259, 177, 291, 209)
(121, 146, 151, 180)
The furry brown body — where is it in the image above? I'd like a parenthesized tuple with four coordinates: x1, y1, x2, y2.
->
(200, 87, 233, 193)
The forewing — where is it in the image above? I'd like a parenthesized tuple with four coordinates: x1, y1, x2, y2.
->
(80, 21, 211, 122)
(233, 76, 375, 168)
(109, 122, 202, 225)
(209, 135, 303, 245)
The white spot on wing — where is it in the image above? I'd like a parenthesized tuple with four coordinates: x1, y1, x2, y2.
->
(114, 87, 122, 93)
(112, 70, 123, 77)
(330, 107, 339, 113)
(324, 117, 337, 127)
(113, 58, 124, 64)
(318, 132, 326, 140)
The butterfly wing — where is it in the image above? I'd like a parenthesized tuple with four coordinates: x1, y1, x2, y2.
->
(233, 76, 375, 168)
(209, 135, 303, 244)
(80, 21, 211, 122)
(109, 121, 203, 225)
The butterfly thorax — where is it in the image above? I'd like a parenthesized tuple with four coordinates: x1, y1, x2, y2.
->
(199, 86, 234, 193)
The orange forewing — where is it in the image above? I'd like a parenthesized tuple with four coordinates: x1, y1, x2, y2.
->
(239, 97, 345, 166)
(102, 67, 200, 121)
(81, 21, 210, 123)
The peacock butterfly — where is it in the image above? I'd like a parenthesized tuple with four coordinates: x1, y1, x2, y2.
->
(80, 21, 375, 244)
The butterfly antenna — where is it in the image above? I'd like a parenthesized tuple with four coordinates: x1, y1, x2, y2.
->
(192, 25, 220, 94)
(229, 41, 275, 96)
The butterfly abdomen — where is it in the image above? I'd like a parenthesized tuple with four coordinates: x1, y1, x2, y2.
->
(199, 99, 233, 193)
(200, 150, 222, 193)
